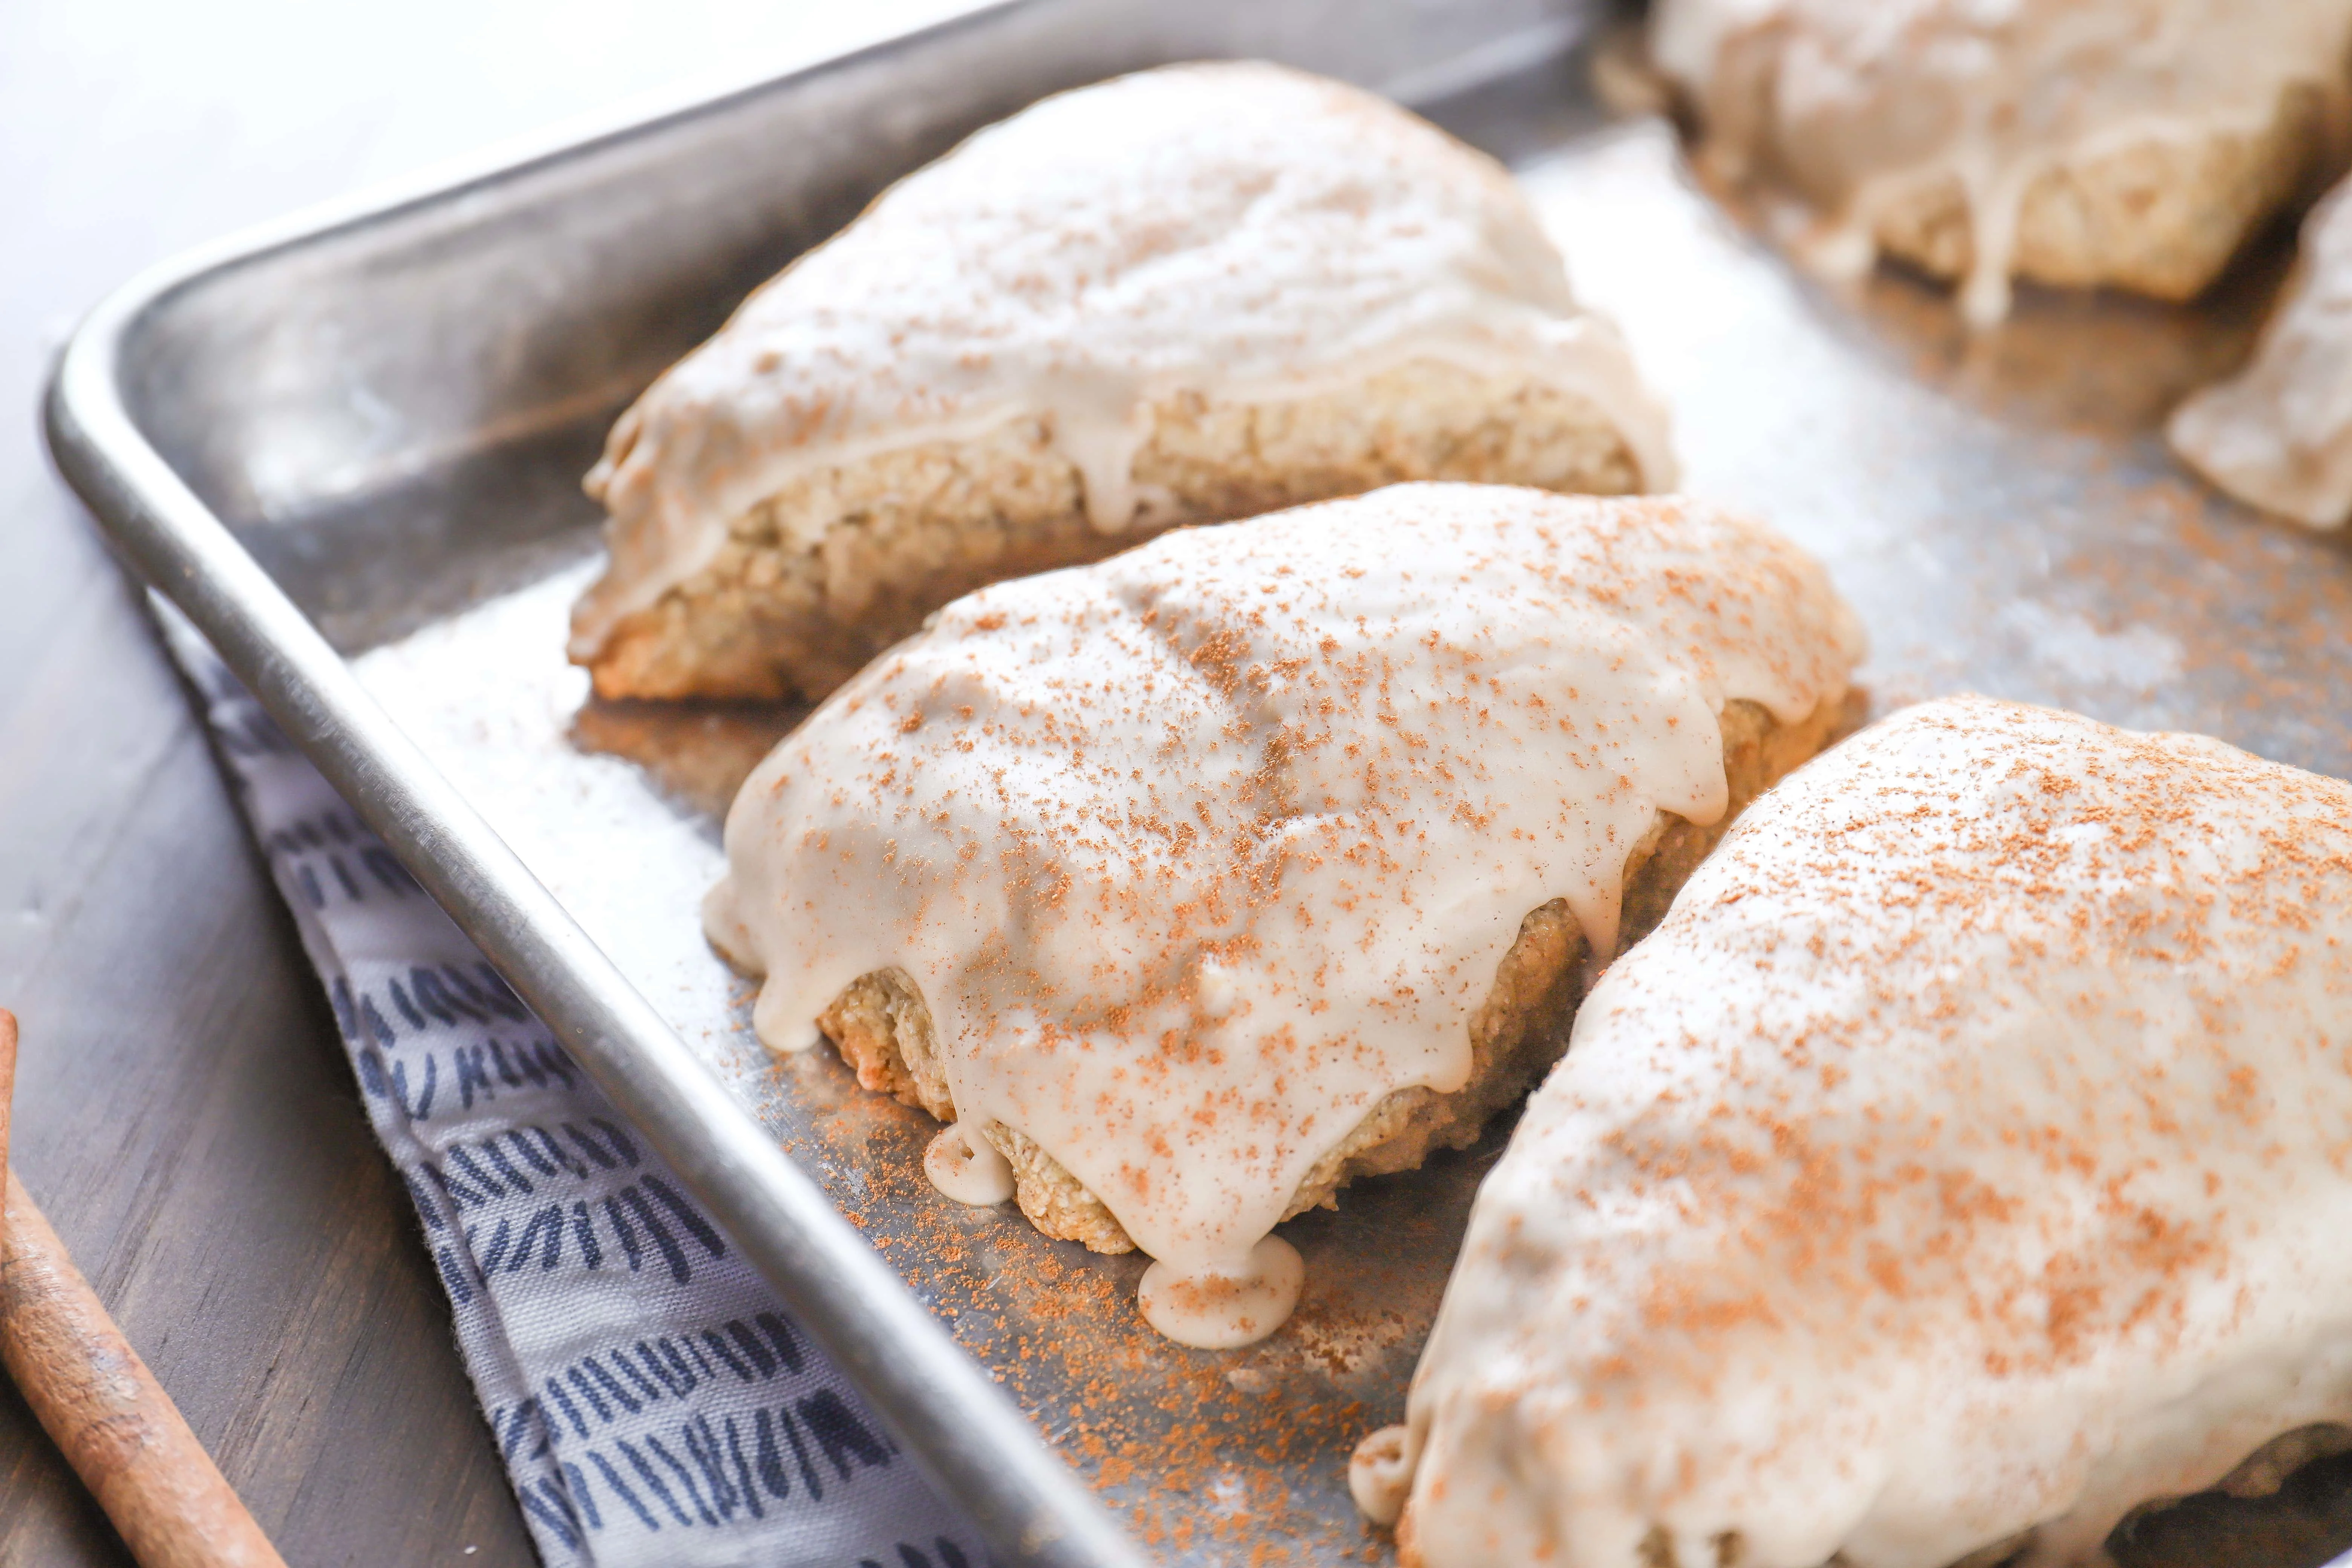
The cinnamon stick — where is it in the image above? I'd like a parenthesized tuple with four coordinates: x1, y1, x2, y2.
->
(0, 1010, 288, 1568)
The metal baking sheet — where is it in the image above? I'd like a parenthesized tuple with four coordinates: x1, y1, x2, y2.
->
(47, 0, 2352, 1563)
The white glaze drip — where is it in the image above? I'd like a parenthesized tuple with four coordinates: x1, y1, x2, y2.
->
(1349, 1424, 1413, 1526)
(922, 1122, 1015, 1207)
(1651, 0, 2352, 325)
(705, 484, 1860, 1344)
(1388, 695, 2352, 1568)
(2171, 173, 2352, 528)
(571, 62, 1676, 655)
(1138, 1237, 1307, 1352)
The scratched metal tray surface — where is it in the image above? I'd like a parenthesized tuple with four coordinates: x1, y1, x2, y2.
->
(52, 0, 2352, 1562)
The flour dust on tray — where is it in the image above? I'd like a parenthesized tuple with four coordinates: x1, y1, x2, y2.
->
(703, 483, 1862, 1346)
(570, 61, 1677, 704)
(1362, 695, 2352, 1568)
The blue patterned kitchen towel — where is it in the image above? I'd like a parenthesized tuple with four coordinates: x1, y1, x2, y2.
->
(157, 606, 983, 1568)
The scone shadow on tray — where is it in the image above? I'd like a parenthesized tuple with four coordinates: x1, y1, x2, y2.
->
(50, 0, 2352, 1565)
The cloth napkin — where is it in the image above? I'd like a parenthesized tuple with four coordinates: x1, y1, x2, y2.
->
(157, 607, 983, 1568)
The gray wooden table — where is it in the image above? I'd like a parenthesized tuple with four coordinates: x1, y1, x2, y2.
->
(0, 3, 965, 1560)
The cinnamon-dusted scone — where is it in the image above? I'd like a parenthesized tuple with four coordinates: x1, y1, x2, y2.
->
(1358, 695, 2352, 1568)
(570, 63, 1677, 702)
(1650, 0, 2352, 324)
(704, 484, 1862, 1346)
(2171, 174, 2352, 526)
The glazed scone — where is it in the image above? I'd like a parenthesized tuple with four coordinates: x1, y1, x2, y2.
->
(1359, 695, 2352, 1568)
(819, 694, 1838, 1259)
(570, 62, 1677, 702)
(2171, 173, 2352, 527)
(704, 484, 1862, 1346)
(1651, 0, 2352, 324)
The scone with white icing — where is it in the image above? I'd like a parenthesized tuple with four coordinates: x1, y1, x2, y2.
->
(570, 63, 1676, 702)
(704, 483, 1861, 1347)
(2171, 174, 2352, 526)
(1651, 0, 2352, 324)
(1357, 695, 2352, 1568)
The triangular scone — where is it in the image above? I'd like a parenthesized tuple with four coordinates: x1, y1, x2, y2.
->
(2171, 175, 2352, 528)
(570, 63, 1675, 701)
(1651, 0, 2352, 324)
(703, 484, 1860, 1346)
(1363, 694, 2352, 1568)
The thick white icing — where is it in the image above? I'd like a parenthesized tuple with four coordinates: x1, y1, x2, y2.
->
(2171, 174, 2352, 528)
(705, 484, 1860, 1346)
(1383, 695, 2352, 1568)
(570, 62, 1676, 656)
(1651, 0, 2352, 324)
(923, 1122, 1014, 1207)
(1349, 1423, 1415, 1525)
(1138, 1238, 1305, 1351)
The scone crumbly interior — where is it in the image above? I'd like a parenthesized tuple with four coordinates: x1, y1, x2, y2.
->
(590, 361, 1644, 702)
